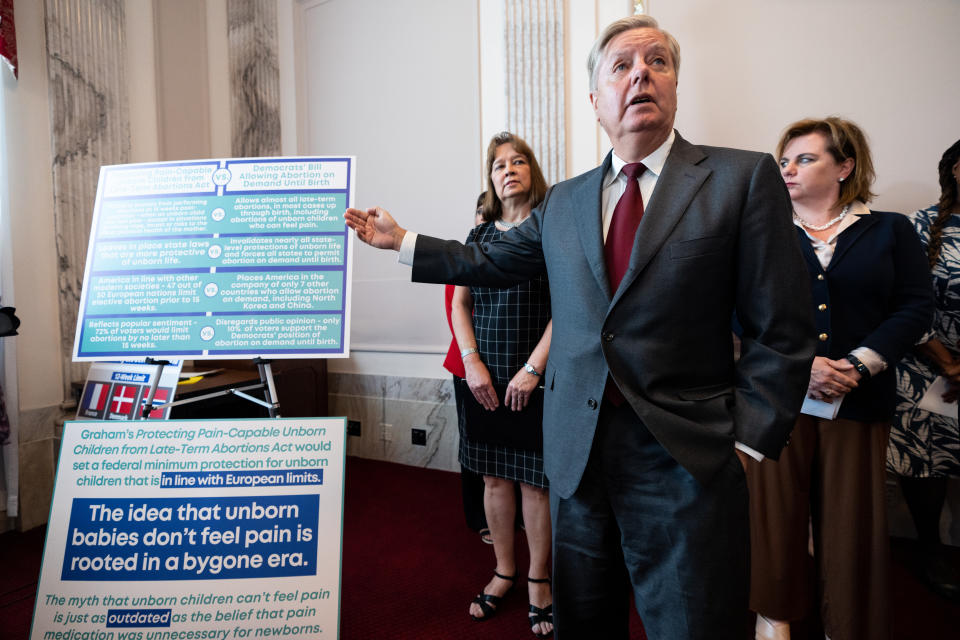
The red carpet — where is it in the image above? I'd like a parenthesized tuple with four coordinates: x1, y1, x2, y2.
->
(341, 456, 647, 639)
(0, 524, 45, 638)
(3, 457, 959, 638)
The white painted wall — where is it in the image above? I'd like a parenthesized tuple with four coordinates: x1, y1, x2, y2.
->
(4, 0, 62, 412)
(651, 0, 960, 214)
(288, 0, 483, 378)
(309, 0, 958, 379)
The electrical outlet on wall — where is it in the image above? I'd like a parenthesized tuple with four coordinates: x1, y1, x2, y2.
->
(381, 423, 392, 442)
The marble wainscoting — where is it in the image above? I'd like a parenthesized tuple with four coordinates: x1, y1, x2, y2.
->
(227, 0, 281, 157)
(16, 404, 68, 531)
(328, 373, 460, 472)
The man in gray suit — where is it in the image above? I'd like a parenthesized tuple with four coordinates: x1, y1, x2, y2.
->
(346, 15, 814, 640)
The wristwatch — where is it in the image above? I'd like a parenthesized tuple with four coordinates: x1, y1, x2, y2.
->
(845, 354, 871, 379)
(523, 362, 542, 377)
(460, 347, 478, 359)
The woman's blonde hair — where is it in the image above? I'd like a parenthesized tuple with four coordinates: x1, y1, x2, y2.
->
(776, 117, 876, 209)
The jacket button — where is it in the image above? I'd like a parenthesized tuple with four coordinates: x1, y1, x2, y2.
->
(587, 398, 598, 410)
(818, 304, 827, 311)
(817, 274, 825, 281)
(602, 332, 615, 342)
(818, 333, 828, 341)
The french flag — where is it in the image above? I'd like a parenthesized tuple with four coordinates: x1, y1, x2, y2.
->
(80, 382, 110, 418)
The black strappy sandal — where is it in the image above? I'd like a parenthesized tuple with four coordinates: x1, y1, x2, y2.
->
(470, 570, 517, 621)
(527, 576, 554, 638)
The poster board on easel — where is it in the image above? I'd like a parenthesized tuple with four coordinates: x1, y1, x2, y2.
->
(71, 156, 355, 362)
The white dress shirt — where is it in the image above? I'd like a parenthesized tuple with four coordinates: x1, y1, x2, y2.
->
(601, 130, 675, 241)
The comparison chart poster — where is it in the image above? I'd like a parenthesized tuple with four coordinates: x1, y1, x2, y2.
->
(32, 418, 346, 639)
(72, 157, 355, 361)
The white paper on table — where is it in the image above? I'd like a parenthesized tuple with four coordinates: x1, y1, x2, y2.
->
(918, 376, 958, 417)
(800, 394, 843, 419)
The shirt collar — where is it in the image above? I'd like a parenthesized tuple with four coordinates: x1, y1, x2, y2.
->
(847, 200, 871, 217)
(791, 200, 872, 228)
(604, 129, 676, 189)
(794, 200, 871, 242)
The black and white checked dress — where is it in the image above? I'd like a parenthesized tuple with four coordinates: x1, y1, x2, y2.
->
(458, 221, 551, 488)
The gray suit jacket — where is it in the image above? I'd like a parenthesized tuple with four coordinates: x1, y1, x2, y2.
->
(413, 133, 816, 498)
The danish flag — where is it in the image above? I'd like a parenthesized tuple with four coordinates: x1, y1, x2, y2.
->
(110, 384, 139, 417)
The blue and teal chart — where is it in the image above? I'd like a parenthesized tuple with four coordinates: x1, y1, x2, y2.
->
(72, 157, 355, 360)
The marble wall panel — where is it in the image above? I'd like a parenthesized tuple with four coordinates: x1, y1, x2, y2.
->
(17, 404, 64, 444)
(0, 453, 11, 533)
(227, 0, 281, 157)
(330, 392, 380, 460)
(329, 372, 453, 404)
(381, 397, 458, 470)
(18, 438, 56, 531)
(44, 0, 131, 394)
(504, 0, 565, 184)
(14, 404, 64, 530)
(329, 373, 459, 472)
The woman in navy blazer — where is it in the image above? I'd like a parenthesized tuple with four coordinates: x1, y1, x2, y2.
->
(746, 118, 933, 640)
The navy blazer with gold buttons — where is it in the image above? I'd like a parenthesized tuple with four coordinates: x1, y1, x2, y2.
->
(799, 209, 933, 422)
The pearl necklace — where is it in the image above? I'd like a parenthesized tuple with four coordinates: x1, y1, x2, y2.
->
(496, 216, 528, 229)
(794, 204, 850, 231)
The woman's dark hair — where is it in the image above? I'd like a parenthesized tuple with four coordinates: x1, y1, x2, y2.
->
(925, 139, 960, 267)
(481, 132, 548, 223)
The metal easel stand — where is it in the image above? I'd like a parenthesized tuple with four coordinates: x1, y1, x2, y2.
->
(137, 357, 282, 419)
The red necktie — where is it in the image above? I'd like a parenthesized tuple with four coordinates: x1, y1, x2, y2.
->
(604, 162, 646, 291)
(603, 162, 646, 406)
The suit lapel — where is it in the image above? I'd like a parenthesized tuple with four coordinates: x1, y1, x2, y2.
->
(575, 153, 614, 299)
(796, 227, 823, 271)
(611, 134, 710, 306)
(827, 214, 875, 270)
(794, 214, 877, 272)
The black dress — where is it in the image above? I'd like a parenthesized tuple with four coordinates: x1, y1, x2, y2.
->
(458, 221, 551, 488)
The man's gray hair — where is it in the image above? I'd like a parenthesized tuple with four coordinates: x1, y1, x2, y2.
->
(587, 15, 681, 91)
